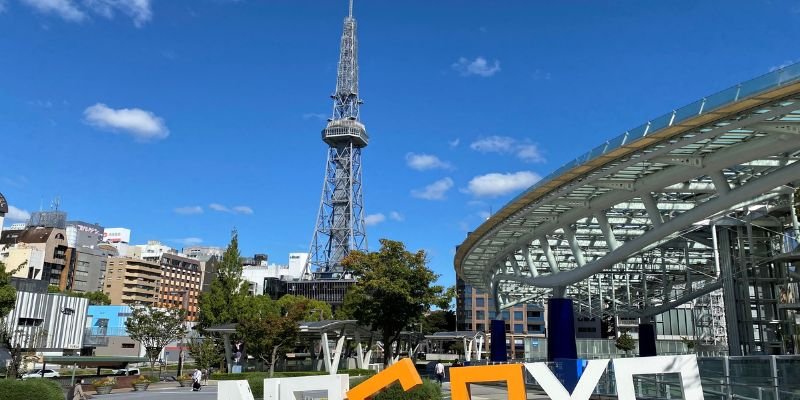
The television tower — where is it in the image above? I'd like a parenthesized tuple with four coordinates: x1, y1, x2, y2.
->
(306, 0, 368, 279)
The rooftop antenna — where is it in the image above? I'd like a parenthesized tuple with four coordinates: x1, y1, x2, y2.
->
(348, 0, 353, 18)
(51, 196, 61, 211)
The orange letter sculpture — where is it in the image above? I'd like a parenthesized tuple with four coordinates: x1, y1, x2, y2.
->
(346, 358, 422, 400)
(449, 364, 527, 400)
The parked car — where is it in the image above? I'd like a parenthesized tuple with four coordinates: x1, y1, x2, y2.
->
(114, 368, 140, 376)
(21, 369, 60, 379)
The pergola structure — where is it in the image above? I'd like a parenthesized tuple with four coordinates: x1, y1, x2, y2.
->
(423, 331, 486, 362)
(455, 63, 800, 356)
(298, 319, 375, 373)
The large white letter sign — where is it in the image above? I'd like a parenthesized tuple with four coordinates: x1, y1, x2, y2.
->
(263, 374, 349, 400)
(218, 380, 255, 400)
(612, 354, 704, 400)
(524, 359, 609, 400)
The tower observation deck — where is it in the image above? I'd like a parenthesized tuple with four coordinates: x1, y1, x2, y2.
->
(307, 0, 368, 280)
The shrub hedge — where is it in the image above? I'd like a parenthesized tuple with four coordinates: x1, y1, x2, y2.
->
(373, 379, 442, 400)
(0, 379, 64, 400)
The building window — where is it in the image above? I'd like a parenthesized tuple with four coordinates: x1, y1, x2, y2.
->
(514, 324, 524, 333)
(513, 311, 523, 320)
(121, 343, 135, 349)
(527, 310, 542, 318)
(18, 318, 43, 327)
(475, 298, 485, 307)
(476, 310, 485, 320)
(578, 327, 597, 333)
(527, 324, 541, 332)
(476, 323, 485, 332)
(502, 311, 510, 320)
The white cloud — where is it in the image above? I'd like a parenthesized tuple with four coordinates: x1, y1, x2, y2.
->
(470, 136, 515, 153)
(209, 203, 254, 215)
(0, 0, 6, 12)
(84, 0, 153, 27)
(405, 153, 452, 171)
(466, 171, 541, 197)
(533, 69, 552, 81)
(173, 237, 203, 246)
(516, 144, 546, 163)
(174, 206, 203, 215)
(470, 135, 546, 163)
(232, 206, 254, 215)
(448, 138, 460, 148)
(84, 103, 169, 141)
(452, 56, 501, 77)
(389, 211, 404, 222)
(302, 113, 328, 121)
(209, 203, 229, 212)
(364, 213, 386, 226)
(19, 0, 152, 26)
(20, 0, 87, 21)
(411, 177, 454, 200)
(477, 210, 491, 220)
(6, 205, 31, 222)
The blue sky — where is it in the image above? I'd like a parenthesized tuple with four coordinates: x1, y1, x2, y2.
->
(1, 0, 798, 288)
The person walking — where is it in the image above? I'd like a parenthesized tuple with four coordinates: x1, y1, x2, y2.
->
(434, 361, 445, 386)
(192, 368, 203, 391)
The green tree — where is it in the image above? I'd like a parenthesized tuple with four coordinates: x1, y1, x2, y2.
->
(615, 331, 636, 356)
(680, 336, 696, 353)
(277, 294, 333, 321)
(188, 336, 223, 373)
(422, 310, 456, 335)
(237, 295, 305, 377)
(79, 291, 111, 305)
(341, 239, 446, 366)
(0, 261, 17, 321)
(125, 305, 187, 377)
(198, 231, 249, 330)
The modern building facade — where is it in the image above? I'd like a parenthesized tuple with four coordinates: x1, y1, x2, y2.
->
(2, 279, 88, 356)
(84, 305, 142, 357)
(104, 257, 162, 307)
(456, 276, 546, 359)
(156, 252, 201, 322)
(66, 221, 113, 293)
(1, 226, 70, 287)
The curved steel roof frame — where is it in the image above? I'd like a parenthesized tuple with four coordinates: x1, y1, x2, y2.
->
(456, 63, 800, 316)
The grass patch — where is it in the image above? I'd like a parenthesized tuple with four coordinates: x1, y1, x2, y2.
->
(0, 379, 64, 400)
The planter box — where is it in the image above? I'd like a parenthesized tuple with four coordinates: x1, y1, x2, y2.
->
(132, 383, 150, 391)
(95, 386, 113, 395)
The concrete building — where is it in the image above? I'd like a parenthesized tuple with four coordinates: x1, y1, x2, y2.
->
(136, 240, 176, 261)
(183, 245, 224, 293)
(66, 221, 113, 293)
(1, 244, 45, 279)
(104, 257, 162, 307)
(156, 253, 201, 322)
(456, 276, 546, 359)
(83, 305, 142, 357)
(2, 279, 88, 356)
(1, 227, 70, 288)
(183, 246, 224, 262)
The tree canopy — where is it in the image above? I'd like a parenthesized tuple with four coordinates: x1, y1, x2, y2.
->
(237, 295, 316, 376)
(125, 305, 187, 377)
(615, 331, 636, 354)
(0, 261, 17, 324)
(198, 231, 249, 330)
(341, 239, 447, 366)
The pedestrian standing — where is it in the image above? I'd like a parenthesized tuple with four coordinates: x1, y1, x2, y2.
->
(434, 361, 445, 386)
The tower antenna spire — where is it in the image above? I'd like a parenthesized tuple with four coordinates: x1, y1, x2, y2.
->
(306, 0, 369, 284)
